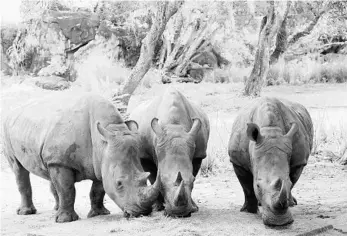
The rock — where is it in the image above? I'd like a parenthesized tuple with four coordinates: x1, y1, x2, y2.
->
(34, 76, 70, 91)
(42, 10, 100, 53)
(6, 10, 99, 78)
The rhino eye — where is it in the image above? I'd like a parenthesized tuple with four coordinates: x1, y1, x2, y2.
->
(116, 180, 123, 190)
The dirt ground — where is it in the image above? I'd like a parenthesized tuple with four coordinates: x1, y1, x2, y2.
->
(1, 80, 347, 236)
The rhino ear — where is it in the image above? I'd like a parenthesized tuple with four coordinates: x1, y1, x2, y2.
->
(188, 118, 201, 137)
(96, 121, 114, 142)
(151, 118, 163, 136)
(284, 122, 298, 139)
(246, 123, 263, 144)
(125, 120, 138, 131)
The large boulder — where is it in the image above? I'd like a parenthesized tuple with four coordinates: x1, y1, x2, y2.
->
(42, 10, 99, 53)
(5, 10, 99, 79)
(33, 76, 70, 91)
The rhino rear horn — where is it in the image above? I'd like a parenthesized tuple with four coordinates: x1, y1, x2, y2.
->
(284, 122, 298, 139)
(188, 118, 201, 137)
(246, 123, 263, 144)
(137, 172, 151, 185)
(175, 171, 183, 186)
(151, 118, 163, 136)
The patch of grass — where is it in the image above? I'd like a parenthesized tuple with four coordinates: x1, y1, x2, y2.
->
(311, 109, 347, 163)
(267, 55, 347, 86)
(202, 65, 250, 84)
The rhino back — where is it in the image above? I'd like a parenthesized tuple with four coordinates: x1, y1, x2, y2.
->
(2, 93, 122, 181)
(228, 97, 313, 170)
(130, 87, 210, 160)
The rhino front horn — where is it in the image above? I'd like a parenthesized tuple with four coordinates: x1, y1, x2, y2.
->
(273, 179, 288, 210)
(138, 170, 161, 208)
(174, 180, 188, 207)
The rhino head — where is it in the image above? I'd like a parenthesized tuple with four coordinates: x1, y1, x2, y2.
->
(97, 121, 161, 218)
(247, 122, 298, 226)
(151, 118, 201, 217)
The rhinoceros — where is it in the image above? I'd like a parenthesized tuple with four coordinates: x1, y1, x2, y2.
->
(129, 87, 210, 217)
(2, 93, 160, 223)
(228, 97, 313, 226)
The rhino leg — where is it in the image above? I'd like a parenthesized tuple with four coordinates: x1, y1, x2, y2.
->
(191, 158, 204, 213)
(232, 164, 258, 213)
(289, 165, 305, 207)
(87, 180, 110, 218)
(49, 166, 79, 223)
(50, 182, 59, 210)
(141, 159, 164, 211)
(13, 160, 37, 215)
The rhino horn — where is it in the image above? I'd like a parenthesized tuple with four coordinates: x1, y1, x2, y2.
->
(175, 171, 183, 186)
(174, 180, 188, 207)
(188, 118, 201, 137)
(138, 170, 161, 207)
(272, 179, 288, 210)
(137, 172, 151, 185)
(284, 122, 298, 139)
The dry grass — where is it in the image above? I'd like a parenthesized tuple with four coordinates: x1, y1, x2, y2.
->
(311, 108, 347, 163)
(267, 55, 347, 86)
(203, 65, 250, 84)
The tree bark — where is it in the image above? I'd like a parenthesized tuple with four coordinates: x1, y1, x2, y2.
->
(244, 1, 277, 97)
(112, 1, 183, 114)
(173, 23, 219, 76)
(244, 1, 289, 97)
(270, 1, 291, 65)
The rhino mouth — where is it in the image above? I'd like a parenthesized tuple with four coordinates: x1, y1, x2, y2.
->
(163, 202, 195, 218)
(163, 209, 192, 218)
(123, 208, 152, 218)
(261, 207, 294, 226)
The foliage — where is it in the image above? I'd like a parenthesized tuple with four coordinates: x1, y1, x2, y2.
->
(20, 0, 70, 21)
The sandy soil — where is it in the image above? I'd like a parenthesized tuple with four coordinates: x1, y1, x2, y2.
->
(1, 81, 347, 235)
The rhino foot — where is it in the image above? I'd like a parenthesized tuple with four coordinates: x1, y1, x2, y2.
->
(289, 195, 297, 207)
(55, 210, 79, 223)
(87, 206, 110, 218)
(240, 202, 258, 213)
(17, 205, 37, 215)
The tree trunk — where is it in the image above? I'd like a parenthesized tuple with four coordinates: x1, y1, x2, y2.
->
(173, 23, 219, 76)
(244, 1, 289, 97)
(112, 1, 183, 115)
(244, 1, 276, 97)
(270, 1, 291, 65)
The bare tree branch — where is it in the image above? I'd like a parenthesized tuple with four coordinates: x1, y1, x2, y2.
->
(287, 4, 329, 47)
(112, 1, 183, 113)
